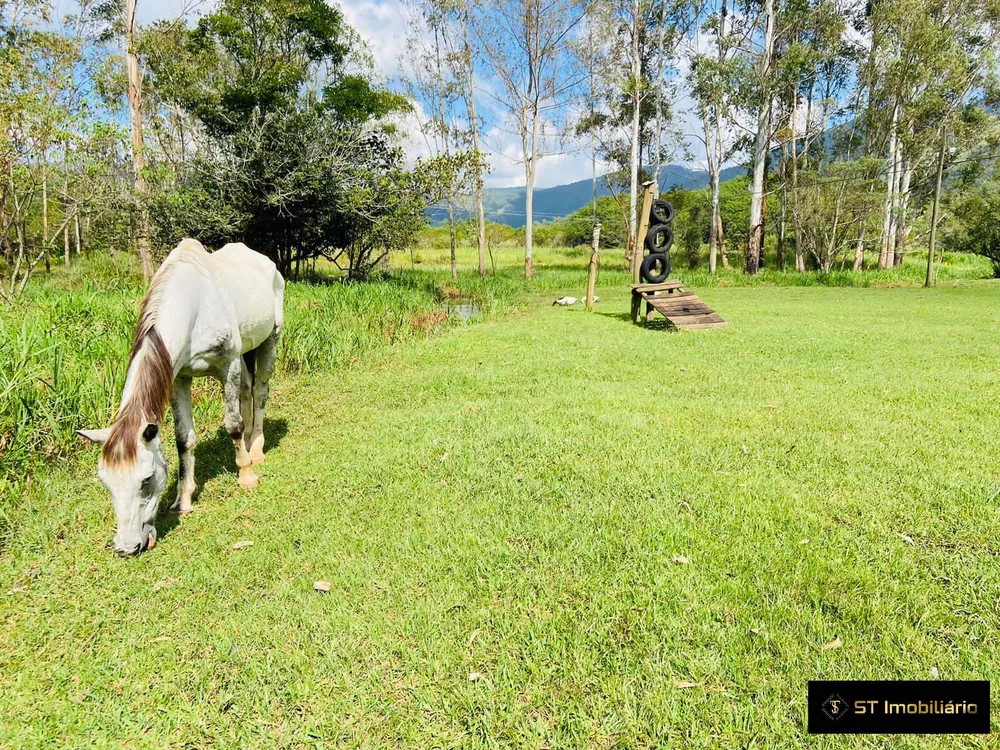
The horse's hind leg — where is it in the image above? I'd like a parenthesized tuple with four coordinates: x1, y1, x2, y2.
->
(223, 356, 258, 490)
(248, 331, 278, 465)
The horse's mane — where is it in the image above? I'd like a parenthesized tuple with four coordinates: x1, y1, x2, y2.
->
(102, 260, 177, 468)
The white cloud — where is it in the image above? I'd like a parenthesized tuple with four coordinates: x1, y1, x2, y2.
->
(337, 0, 410, 80)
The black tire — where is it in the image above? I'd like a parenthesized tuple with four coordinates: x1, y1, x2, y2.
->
(640, 252, 672, 284)
(644, 223, 674, 253)
(650, 199, 675, 225)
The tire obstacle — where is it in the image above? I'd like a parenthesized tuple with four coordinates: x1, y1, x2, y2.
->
(630, 181, 729, 330)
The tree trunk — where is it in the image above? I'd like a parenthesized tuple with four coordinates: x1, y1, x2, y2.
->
(707, 122, 719, 274)
(125, 0, 155, 280)
(628, 0, 642, 276)
(74, 213, 82, 256)
(790, 102, 805, 272)
(42, 172, 50, 273)
(745, 0, 775, 275)
(586, 222, 601, 311)
(464, 24, 486, 279)
(853, 228, 865, 271)
(777, 143, 786, 271)
(447, 196, 457, 280)
(925, 131, 946, 287)
(653, 5, 665, 193)
(63, 140, 70, 267)
(524, 103, 539, 281)
(878, 103, 899, 269)
(893, 157, 912, 267)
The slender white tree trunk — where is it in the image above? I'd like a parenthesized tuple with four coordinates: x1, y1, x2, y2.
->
(893, 157, 912, 266)
(125, 0, 154, 280)
(463, 20, 486, 278)
(879, 102, 899, 269)
(628, 0, 641, 268)
(745, 0, 775, 274)
(653, 2, 665, 194)
(524, 104, 539, 280)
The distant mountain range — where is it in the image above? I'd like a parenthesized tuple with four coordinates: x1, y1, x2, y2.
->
(428, 163, 746, 228)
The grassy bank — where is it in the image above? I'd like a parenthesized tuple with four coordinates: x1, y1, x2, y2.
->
(2, 272, 1000, 746)
(0, 255, 523, 510)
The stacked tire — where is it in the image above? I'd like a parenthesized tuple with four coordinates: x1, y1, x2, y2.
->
(640, 199, 674, 284)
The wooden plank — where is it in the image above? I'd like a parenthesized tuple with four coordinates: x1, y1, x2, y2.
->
(632, 280, 684, 293)
(671, 321, 731, 330)
(668, 314, 727, 326)
(631, 181, 657, 285)
(650, 300, 716, 316)
(641, 290, 697, 302)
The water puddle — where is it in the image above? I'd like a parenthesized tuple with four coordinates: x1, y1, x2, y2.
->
(442, 300, 481, 321)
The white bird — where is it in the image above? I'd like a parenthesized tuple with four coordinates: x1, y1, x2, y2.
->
(553, 296, 577, 306)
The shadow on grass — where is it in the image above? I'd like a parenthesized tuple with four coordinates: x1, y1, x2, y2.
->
(156, 417, 288, 541)
(595, 310, 677, 331)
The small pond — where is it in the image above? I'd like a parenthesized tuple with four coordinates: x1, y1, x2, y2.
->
(442, 300, 481, 321)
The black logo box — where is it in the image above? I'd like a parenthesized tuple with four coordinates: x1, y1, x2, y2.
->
(808, 680, 990, 734)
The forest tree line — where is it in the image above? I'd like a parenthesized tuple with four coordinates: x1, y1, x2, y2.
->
(2, 0, 999, 302)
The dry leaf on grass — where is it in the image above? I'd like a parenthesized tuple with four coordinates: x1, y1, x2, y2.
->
(822, 636, 843, 651)
(469, 628, 482, 646)
(750, 628, 762, 636)
(152, 577, 180, 592)
(672, 555, 689, 565)
(799, 538, 810, 545)
(151, 636, 172, 643)
(232, 540, 254, 550)
(313, 581, 331, 593)
(468, 672, 485, 682)
(674, 681, 696, 689)
(899, 534, 915, 545)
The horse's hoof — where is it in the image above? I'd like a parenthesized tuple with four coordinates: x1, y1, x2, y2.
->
(238, 472, 259, 490)
(249, 452, 266, 466)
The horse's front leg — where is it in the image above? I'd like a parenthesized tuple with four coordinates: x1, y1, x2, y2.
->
(172, 376, 197, 512)
(223, 357, 258, 490)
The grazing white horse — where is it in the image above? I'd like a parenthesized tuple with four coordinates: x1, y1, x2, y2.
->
(78, 239, 285, 556)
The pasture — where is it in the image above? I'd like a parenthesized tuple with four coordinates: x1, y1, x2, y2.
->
(2, 246, 999, 747)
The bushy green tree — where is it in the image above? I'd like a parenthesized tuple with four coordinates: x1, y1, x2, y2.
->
(941, 179, 1000, 276)
(141, 0, 451, 278)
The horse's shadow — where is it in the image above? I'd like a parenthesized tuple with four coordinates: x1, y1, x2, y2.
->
(156, 417, 288, 542)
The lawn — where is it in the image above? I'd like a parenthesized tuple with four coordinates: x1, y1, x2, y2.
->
(2, 247, 999, 747)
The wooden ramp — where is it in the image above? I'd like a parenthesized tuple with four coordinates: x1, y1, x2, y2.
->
(631, 281, 730, 330)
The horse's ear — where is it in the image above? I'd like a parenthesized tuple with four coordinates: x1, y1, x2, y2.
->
(76, 428, 112, 445)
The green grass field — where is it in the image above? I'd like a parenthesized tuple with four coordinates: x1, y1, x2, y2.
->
(2, 246, 999, 747)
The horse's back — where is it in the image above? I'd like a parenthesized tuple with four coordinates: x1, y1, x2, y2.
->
(209, 243, 284, 352)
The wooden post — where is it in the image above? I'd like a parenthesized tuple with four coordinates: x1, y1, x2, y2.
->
(632, 181, 656, 286)
(586, 223, 601, 311)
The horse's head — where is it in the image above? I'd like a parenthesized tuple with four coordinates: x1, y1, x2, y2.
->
(78, 421, 168, 556)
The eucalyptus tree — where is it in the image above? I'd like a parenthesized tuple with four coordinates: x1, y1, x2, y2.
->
(473, 0, 586, 280)
(687, 0, 742, 272)
(401, 0, 464, 279)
